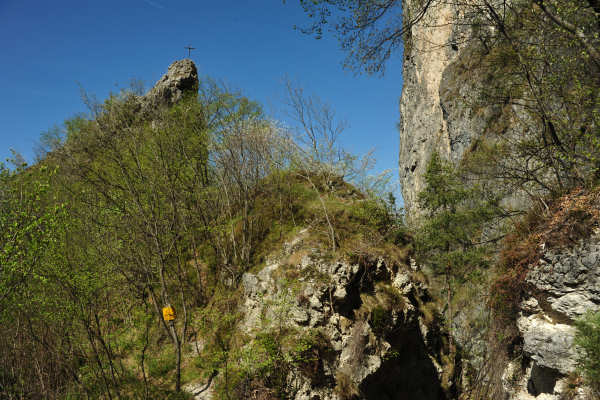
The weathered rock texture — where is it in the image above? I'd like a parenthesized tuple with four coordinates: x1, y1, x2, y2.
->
(187, 229, 455, 399)
(142, 59, 198, 110)
(399, 2, 600, 397)
(399, 2, 519, 218)
(240, 230, 453, 400)
(502, 233, 600, 399)
(399, 0, 468, 219)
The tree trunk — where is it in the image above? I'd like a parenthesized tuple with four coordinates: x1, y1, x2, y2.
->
(170, 321, 182, 392)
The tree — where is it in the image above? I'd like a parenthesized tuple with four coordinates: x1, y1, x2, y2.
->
(51, 81, 293, 393)
(0, 161, 72, 398)
(575, 310, 600, 393)
(56, 90, 215, 392)
(295, 0, 434, 74)
(415, 153, 504, 340)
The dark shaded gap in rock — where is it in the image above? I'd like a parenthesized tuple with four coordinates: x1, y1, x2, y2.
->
(359, 322, 446, 400)
(333, 263, 380, 319)
(527, 363, 561, 396)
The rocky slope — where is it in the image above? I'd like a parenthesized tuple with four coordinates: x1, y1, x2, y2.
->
(142, 58, 198, 109)
(502, 232, 600, 399)
(186, 228, 456, 400)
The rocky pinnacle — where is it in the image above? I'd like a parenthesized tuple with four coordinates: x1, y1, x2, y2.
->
(143, 59, 199, 109)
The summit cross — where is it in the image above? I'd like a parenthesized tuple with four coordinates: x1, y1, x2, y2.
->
(184, 45, 196, 57)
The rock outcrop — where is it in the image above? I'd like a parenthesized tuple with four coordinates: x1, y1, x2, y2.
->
(399, 1, 600, 398)
(187, 229, 456, 400)
(502, 234, 600, 399)
(240, 230, 454, 400)
(399, 1, 519, 218)
(142, 59, 198, 110)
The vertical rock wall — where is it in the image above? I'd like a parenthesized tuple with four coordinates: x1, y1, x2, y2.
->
(398, 3, 599, 399)
(399, 1, 480, 219)
(502, 233, 600, 399)
(399, 0, 458, 218)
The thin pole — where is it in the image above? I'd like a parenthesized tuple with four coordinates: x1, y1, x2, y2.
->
(184, 45, 196, 57)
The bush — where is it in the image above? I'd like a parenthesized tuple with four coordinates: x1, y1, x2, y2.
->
(574, 311, 600, 391)
(148, 351, 177, 378)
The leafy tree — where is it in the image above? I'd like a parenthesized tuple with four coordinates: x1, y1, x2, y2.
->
(49, 80, 295, 394)
(56, 90, 215, 393)
(0, 161, 72, 398)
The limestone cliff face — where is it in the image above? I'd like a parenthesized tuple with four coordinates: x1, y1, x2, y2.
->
(399, 1, 457, 218)
(399, 1, 477, 219)
(398, 3, 600, 399)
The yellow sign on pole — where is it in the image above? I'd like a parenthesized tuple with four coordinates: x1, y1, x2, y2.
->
(162, 305, 176, 321)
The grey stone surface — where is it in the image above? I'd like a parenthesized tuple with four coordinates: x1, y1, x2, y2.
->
(142, 59, 198, 110)
(236, 230, 451, 400)
(184, 231, 447, 400)
(527, 236, 600, 321)
(502, 358, 593, 400)
(399, 0, 533, 220)
(503, 235, 600, 399)
(517, 315, 577, 375)
(399, 0, 470, 220)
(183, 382, 214, 400)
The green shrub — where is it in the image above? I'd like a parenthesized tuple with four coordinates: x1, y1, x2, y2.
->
(369, 306, 390, 335)
(148, 351, 177, 378)
(574, 311, 600, 391)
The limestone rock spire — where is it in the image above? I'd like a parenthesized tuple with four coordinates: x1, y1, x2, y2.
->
(143, 59, 198, 109)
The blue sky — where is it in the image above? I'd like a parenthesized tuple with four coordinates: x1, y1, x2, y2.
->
(0, 0, 403, 188)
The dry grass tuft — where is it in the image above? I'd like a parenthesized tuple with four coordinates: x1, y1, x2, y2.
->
(334, 369, 360, 400)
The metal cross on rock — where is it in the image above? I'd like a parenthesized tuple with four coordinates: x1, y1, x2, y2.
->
(184, 45, 196, 57)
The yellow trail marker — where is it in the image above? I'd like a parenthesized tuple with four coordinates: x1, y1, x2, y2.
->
(162, 305, 176, 321)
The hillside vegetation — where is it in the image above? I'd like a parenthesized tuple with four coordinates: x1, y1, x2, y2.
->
(0, 76, 406, 399)
(3, 0, 600, 398)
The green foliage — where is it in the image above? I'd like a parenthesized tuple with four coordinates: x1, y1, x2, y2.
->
(349, 198, 395, 234)
(148, 351, 178, 379)
(458, 0, 600, 196)
(0, 60, 412, 398)
(369, 306, 391, 335)
(415, 153, 502, 282)
(574, 311, 600, 391)
(0, 162, 64, 307)
(1, 77, 276, 398)
(0, 161, 74, 398)
(414, 152, 505, 380)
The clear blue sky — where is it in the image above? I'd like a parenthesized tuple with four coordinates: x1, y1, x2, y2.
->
(0, 0, 403, 187)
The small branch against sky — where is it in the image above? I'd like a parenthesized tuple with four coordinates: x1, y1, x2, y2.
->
(142, 0, 165, 10)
